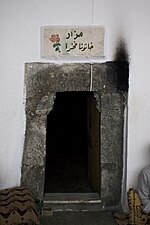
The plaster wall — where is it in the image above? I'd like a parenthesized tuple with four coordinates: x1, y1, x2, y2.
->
(0, 0, 150, 210)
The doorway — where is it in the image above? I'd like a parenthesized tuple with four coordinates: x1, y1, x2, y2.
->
(44, 91, 100, 194)
(22, 62, 125, 207)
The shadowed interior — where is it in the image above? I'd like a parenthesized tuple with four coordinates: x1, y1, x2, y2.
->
(44, 92, 92, 193)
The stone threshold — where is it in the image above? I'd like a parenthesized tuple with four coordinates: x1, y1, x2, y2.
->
(43, 193, 102, 212)
(44, 193, 101, 203)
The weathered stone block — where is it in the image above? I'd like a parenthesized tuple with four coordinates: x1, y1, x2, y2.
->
(21, 62, 127, 210)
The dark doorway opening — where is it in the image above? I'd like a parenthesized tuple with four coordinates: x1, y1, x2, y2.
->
(44, 91, 100, 194)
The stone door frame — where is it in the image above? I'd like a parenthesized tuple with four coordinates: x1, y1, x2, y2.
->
(21, 62, 126, 209)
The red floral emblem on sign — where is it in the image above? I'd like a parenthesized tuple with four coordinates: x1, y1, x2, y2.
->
(49, 34, 61, 52)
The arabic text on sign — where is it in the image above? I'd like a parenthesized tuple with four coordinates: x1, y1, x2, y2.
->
(65, 41, 94, 52)
(66, 30, 83, 40)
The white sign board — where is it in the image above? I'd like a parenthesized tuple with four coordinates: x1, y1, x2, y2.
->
(41, 26, 105, 57)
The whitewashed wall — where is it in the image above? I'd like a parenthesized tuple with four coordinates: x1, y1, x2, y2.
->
(0, 0, 150, 210)
(126, 0, 150, 189)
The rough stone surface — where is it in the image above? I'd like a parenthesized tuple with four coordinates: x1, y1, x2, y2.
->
(40, 211, 116, 225)
(21, 62, 127, 209)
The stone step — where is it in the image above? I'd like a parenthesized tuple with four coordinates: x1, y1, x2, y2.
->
(42, 193, 102, 213)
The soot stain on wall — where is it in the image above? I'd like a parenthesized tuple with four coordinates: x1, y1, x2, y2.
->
(114, 39, 129, 92)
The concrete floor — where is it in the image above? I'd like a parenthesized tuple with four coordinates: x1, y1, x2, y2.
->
(40, 211, 117, 225)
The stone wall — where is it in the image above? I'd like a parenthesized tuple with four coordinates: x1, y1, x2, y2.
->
(21, 62, 127, 209)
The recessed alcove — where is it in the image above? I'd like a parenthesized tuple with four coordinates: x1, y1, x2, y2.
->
(21, 62, 127, 209)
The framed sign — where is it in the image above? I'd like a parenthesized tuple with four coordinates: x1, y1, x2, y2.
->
(41, 26, 105, 57)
